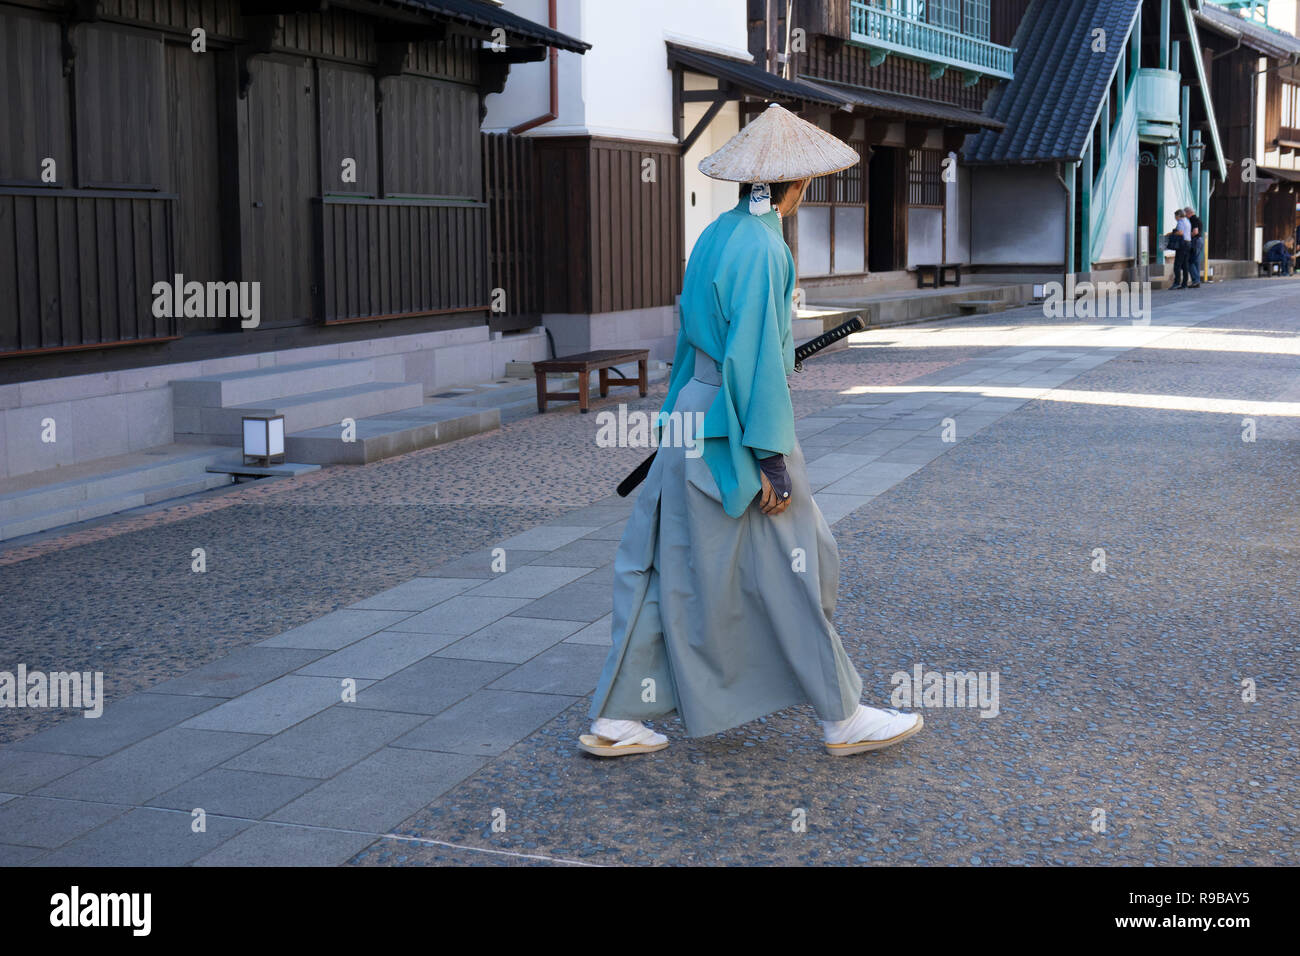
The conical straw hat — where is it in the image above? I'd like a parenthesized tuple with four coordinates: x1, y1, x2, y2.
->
(698, 102, 860, 183)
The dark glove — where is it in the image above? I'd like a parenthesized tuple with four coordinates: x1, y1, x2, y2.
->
(757, 453, 791, 501)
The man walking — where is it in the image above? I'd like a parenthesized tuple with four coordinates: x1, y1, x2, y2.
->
(580, 105, 924, 759)
(1169, 211, 1192, 290)
(1184, 207, 1203, 287)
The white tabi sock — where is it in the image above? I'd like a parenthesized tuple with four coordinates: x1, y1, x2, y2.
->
(821, 704, 919, 745)
(591, 718, 669, 747)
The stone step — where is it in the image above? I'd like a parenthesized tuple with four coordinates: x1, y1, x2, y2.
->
(431, 379, 543, 408)
(792, 317, 827, 341)
(0, 444, 231, 523)
(189, 381, 426, 440)
(956, 299, 1012, 314)
(0, 466, 232, 542)
(807, 284, 1032, 328)
(283, 404, 500, 465)
(171, 357, 401, 409)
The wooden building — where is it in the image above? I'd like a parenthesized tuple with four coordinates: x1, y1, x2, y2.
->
(484, 0, 1011, 360)
(963, 0, 1244, 280)
(0, 0, 587, 385)
(744, 0, 1013, 287)
(1196, 2, 1300, 261)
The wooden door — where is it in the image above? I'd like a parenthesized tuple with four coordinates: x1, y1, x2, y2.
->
(868, 147, 899, 273)
(166, 41, 224, 332)
(244, 56, 317, 327)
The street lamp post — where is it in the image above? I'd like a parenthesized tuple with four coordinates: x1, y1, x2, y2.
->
(1189, 131, 1206, 282)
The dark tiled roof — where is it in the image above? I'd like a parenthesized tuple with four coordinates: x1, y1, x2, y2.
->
(798, 76, 1005, 130)
(963, 0, 1141, 164)
(1197, 3, 1300, 59)
(665, 43, 851, 109)
(394, 0, 590, 52)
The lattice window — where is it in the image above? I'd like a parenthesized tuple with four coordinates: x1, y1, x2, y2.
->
(871, 0, 989, 38)
(1283, 82, 1299, 129)
(806, 174, 829, 204)
(908, 148, 944, 206)
(806, 140, 866, 204)
(926, 0, 962, 32)
(963, 0, 990, 41)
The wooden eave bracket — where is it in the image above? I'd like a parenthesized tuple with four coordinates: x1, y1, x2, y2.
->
(238, 15, 280, 98)
(60, 0, 102, 75)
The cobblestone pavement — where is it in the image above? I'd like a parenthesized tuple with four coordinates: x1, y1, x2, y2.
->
(2, 277, 1297, 865)
(0, 340, 969, 747)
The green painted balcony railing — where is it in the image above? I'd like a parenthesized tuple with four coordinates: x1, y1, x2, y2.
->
(849, 1, 1014, 79)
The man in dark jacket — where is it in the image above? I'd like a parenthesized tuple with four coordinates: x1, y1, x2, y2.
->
(1184, 206, 1203, 287)
(1264, 239, 1293, 276)
(1168, 212, 1192, 289)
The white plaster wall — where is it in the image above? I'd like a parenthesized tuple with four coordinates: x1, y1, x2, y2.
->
(1099, 134, 1138, 262)
(682, 74, 741, 262)
(798, 206, 832, 276)
(946, 155, 970, 263)
(1267, 0, 1299, 35)
(906, 208, 943, 267)
(834, 206, 866, 273)
(969, 165, 1066, 265)
(485, 0, 750, 143)
(481, 0, 586, 133)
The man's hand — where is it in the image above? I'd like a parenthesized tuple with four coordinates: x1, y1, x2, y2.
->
(759, 470, 791, 516)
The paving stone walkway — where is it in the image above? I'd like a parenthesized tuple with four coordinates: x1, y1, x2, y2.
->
(2, 280, 1296, 865)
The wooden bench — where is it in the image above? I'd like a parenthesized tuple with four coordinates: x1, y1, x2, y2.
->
(1259, 259, 1293, 276)
(915, 262, 962, 288)
(533, 349, 649, 413)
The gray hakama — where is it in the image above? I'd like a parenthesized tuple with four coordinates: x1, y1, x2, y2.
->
(588, 350, 864, 738)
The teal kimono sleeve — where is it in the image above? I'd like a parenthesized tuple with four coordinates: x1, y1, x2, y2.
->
(699, 237, 797, 518)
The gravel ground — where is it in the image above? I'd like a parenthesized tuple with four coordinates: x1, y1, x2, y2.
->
(349, 281, 1300, 866)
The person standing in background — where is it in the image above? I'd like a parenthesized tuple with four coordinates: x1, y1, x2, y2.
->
(1184, 207, 1203, 288)
(1169, 211, 1192, 290)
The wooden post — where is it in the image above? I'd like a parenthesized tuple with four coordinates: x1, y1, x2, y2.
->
(1065, 161, 1077, 276)
(767, 0, 780, 74)
(1160, 0, 1170, 70)
(1081, 136, 1094, 273)
(535, 369, 549, 413)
